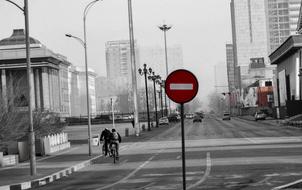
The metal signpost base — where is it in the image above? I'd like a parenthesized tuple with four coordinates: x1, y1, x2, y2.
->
(180, 103, 186, 190)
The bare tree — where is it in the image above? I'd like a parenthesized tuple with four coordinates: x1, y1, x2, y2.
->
(0, 71, 66, 153)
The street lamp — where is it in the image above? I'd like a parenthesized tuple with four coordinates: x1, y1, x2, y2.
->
(148, 71, 160, 127)
(65, 0, 100, 156)
(156, 78, 165, 117)
(127, 0, 140, 136)
(138, 64, 152, 131)
(4, 0, 36, 176)
(158, 23, 172, 114)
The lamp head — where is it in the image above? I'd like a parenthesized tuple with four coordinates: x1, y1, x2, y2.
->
(65, 34, 72, 38)
(138, 68, 142, 75)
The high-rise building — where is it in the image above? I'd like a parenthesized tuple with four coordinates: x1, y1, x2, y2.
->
(138, 45, 184, 87)
(105, 40, 138, 90)
(214, 64, 228, 93)
(231, 0, 270, 73)
(267, 0, 301, 53)
(226, 44, 236, 91)
(68, 66, 97, 117)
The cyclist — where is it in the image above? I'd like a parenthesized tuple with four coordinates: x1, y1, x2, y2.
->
(100, 128, 111, 157)
(109, 128, 122, 159)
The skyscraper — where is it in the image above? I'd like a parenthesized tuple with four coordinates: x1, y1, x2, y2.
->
(267, 0, 301, 53)
(230, 0, 270, 72)
(226, 44, 236, 91)
(105, 40, 135, 90)
(138, 45, 184, 79)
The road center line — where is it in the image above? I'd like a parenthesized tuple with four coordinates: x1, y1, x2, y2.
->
(187, 152, 211, 190)
(96, 152, 159, 190)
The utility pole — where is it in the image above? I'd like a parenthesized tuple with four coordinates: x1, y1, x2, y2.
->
(24, 0, 36, 176)
(127, 0, 140, 136)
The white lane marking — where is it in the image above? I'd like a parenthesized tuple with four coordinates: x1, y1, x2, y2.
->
(139, 182, 156, 189)
(170, 83, 193, 90)
(187, 152, 211, 190)
(176, 156, 181, 160)
(96, 154, 157, 190)
(272, 178, 302, 190)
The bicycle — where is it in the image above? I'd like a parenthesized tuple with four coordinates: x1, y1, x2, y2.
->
(111, 143, 118, 163)
(101, 140, 110, 157)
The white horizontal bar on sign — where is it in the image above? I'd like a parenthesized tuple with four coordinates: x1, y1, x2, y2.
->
(170, 83, 193, 90)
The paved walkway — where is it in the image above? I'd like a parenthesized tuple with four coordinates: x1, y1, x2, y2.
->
(0, 123, 173, 190)
(237, 115, 282, 126)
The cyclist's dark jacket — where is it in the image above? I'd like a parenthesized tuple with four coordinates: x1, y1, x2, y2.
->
(100, 129, 111, 141)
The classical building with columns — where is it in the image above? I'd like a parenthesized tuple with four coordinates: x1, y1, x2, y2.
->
(0, 29, 71, 117)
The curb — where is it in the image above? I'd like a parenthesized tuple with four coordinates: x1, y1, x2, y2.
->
(272, 179, 302, 190)
(0, 154, 103, 190)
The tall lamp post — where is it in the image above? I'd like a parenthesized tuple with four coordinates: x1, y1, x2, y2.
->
(4, 0, 36, 176)
(148, 71, 160, 127)
(65, 0, 100, 156)
(127, 0, 140, 136)
(138, 64, 151, 131)
(159, 23, 172, 114)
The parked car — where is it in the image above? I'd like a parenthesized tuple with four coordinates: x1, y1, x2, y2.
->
(222, 112, 231, 120)
(193, 115, 202, 122)
(185, 113, 194, 119)
(168, 113, 180, 122)
(158, 117, 169, 125)
(254, 111, 266, 121)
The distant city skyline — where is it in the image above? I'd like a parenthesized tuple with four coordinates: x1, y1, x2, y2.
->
(0, 0, 232, 104)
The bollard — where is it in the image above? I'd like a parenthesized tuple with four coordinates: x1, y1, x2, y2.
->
(142, 124, 146, 131)
(125, 128, 129, 137)
(0, 152, 3, 167)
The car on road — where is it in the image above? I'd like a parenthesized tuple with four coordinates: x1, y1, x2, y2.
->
(158, 117, 169, 125)
(193, 115, 202, 122)
(254, 111, 266, 121)
(168, 113, 180, 122)
(185, 113, 194, 119)
(222, 112, 231, 120)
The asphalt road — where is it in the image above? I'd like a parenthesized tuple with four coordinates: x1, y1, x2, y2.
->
(34, 115, 302, 190)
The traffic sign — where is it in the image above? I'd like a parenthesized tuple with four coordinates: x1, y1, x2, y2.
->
(165, 69, 199, 104)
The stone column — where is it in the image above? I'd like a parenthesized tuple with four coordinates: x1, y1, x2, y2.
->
(41, 67, 50, 110)
(48, 68, 53, 111)
(34, 69, 41, 109)
(30, 68, 36, 110)
(1, 69, 7, 110)
(8, 70, 13, 109)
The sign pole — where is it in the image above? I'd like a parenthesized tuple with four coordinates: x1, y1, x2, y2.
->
(164, 69, 198, 190)
(180, 103, 186, 190)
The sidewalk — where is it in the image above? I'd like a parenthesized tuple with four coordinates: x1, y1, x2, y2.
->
(0, 124, 172, 190)
(236, 115, 282, 126)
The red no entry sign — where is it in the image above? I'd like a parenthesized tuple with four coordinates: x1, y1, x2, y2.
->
(165, 69, 199, 104)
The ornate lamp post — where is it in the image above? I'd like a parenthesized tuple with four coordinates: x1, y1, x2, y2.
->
(4, 0, 36, 176)
(148, 71, 160, 127)
(138, 64, 152, 131)
(65, 0, 100, 156)
(156, 78, 165, 117)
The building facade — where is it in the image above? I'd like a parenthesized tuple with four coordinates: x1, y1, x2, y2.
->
(269, 35, 302, 118)
(226, 44, 236, 91)
(105, 40, 138, 91)
(0, 29, 70, 117)
(138, 45, 184, 80)
(267, 0, 301, 53)
(68, 66, 97, 117)
(231, 0, 270, 70)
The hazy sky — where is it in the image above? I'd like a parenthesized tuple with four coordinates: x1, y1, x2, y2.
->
(0, 0, 231, 104)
